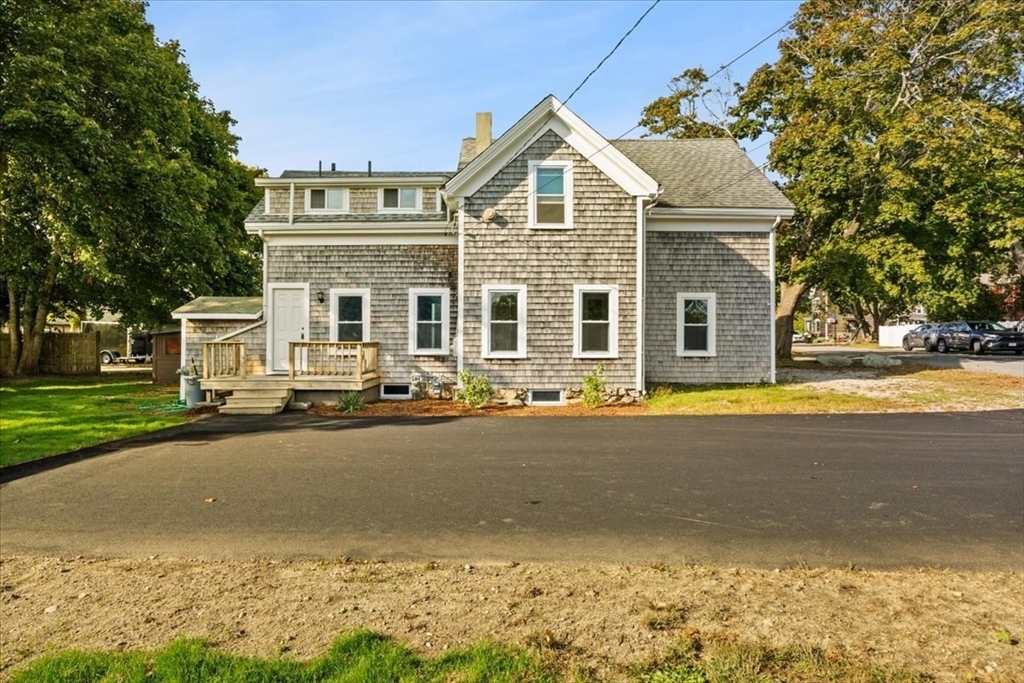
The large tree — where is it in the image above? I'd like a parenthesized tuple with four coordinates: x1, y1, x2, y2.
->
(642, 0, 1024, 355)
(1, 0, 263, 375)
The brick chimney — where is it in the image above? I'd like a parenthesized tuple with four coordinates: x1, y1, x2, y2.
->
(475, 112, 492, 157)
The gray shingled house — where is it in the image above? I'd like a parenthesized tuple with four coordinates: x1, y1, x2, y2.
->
(173, 96, 792, 413)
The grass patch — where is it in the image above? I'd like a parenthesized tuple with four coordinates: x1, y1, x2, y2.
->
(11, 631, 928, 683)
(646, 383, 895, 415)
(0, 372, 187, 468)
(11, 631, 557, 683)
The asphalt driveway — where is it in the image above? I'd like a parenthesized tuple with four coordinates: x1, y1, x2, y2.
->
(795, 344, 1024, 378)
(1, 411, 1021, 569)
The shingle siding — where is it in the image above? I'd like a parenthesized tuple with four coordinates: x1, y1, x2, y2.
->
(184, 321, 267, 378)
(461, 130, 638, 391)
(267, 244, 458, 384)
(263, 186, 441, 217)
(645, 231, 772, 384)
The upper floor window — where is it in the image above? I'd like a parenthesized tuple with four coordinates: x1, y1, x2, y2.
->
(528, 160, 573, 229)
(676, 292, 716, 357)
(306, 188, 347, 212)
(380, 187, 420, 211)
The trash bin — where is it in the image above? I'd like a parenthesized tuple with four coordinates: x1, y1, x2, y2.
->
(183, 375, 204, 408)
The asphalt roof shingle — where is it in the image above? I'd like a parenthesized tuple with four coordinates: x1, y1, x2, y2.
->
(172, 296, 263, 318)
(611, 139, 792, 210)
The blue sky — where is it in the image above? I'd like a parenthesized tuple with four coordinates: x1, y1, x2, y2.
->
(146, 0, 800, 175)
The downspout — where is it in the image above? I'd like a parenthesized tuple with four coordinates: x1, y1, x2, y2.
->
(288, 182, 295, 225)
(769, 215, 781, 384)
(456, 202, 465, 384)
(636, 189, 662, 393)
(179, 317, 188, 401)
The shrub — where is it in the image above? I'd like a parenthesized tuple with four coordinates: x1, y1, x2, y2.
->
(581, 363, 606, 409)
(336, 391, 364, 414)
(456, 370, 492, 408)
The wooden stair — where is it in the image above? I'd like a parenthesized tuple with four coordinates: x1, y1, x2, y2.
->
(218, 387, 293, 415)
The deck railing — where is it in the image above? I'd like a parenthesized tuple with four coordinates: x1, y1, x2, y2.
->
(288, 341, 379, 379)
(202, 341, 247, 379)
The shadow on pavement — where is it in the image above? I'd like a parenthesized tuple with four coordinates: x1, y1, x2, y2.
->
(0, 412, 460, 484)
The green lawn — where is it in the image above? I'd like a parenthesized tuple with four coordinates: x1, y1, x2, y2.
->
(645, 382, 894, 415)
(10, 630, 926, 683)
(0, 372, 188, 468)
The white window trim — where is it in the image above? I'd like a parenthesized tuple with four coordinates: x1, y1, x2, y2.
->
(527, 160, 573, 229)
(482, 284, 527, 359)
(304, 187, 349, 213)
(329, 288, 371, 342)
(676, 292, 717, 357)
(573, 284, 619, 358)
(378, 187, 422, 213)
(408, 288, 451, 356)
(528, 389, 564, 406)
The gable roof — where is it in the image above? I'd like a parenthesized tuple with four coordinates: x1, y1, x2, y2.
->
(611, 139, 792, 211)
(446, 95, 659, 200)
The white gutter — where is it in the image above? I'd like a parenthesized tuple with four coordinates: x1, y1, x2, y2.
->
(649, 206, 795, 219)
(256, 176, 450, 187)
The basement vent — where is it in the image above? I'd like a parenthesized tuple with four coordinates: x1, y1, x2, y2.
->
(380, 384, 413, 400)
(528, 389, 563, 406)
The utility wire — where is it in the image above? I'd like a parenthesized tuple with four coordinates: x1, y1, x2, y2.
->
(557, 0, 662, 114)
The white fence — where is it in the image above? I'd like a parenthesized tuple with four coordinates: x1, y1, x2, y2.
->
(878, 325, 914, 347)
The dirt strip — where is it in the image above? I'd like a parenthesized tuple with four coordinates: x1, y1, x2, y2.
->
(2, 556, 1021, 681)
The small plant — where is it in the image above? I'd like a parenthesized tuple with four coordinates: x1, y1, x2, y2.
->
(455, 370, 492, 408)
(336, 391, 364, 414)
(581, 363, 606, 409)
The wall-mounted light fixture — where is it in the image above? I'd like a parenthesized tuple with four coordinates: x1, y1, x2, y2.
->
(316, 290, 325, 304)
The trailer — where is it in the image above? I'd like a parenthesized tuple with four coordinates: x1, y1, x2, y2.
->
(100, 330, 153, 364)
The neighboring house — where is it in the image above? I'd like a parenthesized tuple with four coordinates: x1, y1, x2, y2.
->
(173, 96, 793, 413)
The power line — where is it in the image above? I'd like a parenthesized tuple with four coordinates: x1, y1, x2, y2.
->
(557, 0, 662, 113)
(704, 19, 794, 83)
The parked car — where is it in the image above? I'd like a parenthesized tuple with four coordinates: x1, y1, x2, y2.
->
(933, 321, 1024, 355)
(901, 323, 939, 351)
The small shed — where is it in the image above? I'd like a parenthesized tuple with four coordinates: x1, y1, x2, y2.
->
(151, 326, 182, 384)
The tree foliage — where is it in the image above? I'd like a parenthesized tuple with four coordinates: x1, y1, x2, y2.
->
(0, 0, 263, 375)
(643, 0, 1024, 354)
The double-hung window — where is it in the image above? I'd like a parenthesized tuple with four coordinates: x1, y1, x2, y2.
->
(330, 288, 371, 342)
(528, 160, 573, 229)
(573, 285, 618, 358)
(380, 187, 419, 211)
(482, 284, 527, 359)
(408, 288, 450, 355)
(307, 188, 347, 212)
(676, 292, 716, 356)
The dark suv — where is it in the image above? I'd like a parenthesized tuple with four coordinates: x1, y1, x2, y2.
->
(934, 321, 1024, 355)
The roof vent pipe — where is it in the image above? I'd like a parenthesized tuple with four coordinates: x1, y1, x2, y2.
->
(318, 160, 322, 177)
(367, 160, 372, 177)
(331, 162, 336, 172)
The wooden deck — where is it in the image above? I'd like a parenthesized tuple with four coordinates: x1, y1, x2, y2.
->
(199, 340, 380, 413)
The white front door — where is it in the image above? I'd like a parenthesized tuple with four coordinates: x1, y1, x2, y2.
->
(271, 286, 307, 372)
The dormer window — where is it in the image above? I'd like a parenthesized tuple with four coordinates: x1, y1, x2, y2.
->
(380, 187, 420, 211)
(527, 160, 573, 229)
(306, 188, 347, 212)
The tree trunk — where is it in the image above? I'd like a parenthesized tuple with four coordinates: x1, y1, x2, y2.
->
(6, 283, 20, 377)
(775, 280, 808, 359)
